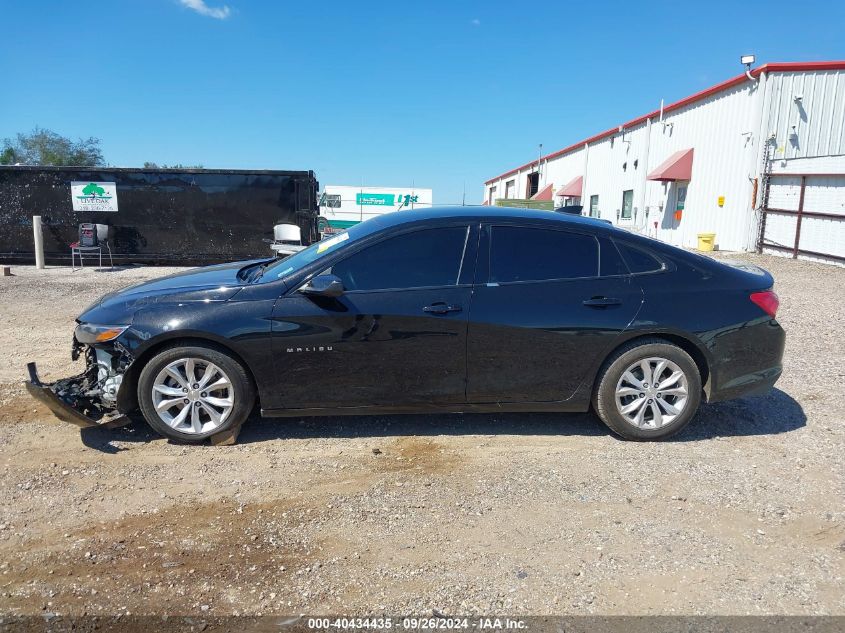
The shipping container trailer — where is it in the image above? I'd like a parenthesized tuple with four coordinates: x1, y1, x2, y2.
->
(0, 166, 319, 265)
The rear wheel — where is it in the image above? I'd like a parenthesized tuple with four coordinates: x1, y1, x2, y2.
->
(138, 344, 255, 443)
(593, 339, 701, 440)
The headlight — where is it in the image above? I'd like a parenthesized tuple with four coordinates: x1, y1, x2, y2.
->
(74, 323, 129, 344)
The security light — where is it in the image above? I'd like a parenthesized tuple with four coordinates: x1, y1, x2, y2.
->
(741, 55, 758, 83)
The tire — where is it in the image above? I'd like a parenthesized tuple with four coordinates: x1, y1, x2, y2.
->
(137, 343, 255, 443)
(592, 338, 702, 441)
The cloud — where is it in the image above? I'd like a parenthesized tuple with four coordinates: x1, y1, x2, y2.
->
(179, 0, 231, 19)
(470, 18, 481, 26)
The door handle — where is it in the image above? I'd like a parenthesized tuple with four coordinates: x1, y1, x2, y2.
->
(583, 296, 622, 307)
(422, 302, 463, 314)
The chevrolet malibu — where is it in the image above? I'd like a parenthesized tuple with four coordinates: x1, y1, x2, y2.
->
(26, 206, 785, 442)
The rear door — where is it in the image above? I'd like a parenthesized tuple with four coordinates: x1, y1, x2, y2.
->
(466, 224, 642, 403)
(271, 224, 477, 409)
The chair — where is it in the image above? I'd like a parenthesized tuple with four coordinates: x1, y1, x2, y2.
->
(270, 223, 305, 257)
(71, 224, 113, 270)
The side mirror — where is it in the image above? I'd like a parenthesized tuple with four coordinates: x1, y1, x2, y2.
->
(300, 274, 345, 298)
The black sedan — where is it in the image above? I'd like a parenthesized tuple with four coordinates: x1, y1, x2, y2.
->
(26, 206, 785, 442)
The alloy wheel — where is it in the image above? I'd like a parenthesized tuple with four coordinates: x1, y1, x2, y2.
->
(151, 358, 234, 434)
(614, 357, 689, 429)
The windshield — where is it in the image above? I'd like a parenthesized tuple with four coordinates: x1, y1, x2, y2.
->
(261, 225, 363, 281)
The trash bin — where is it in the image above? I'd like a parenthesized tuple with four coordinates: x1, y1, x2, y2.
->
(697, 233, 716, 252)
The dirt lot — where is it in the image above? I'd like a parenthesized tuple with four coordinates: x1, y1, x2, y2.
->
(0, 256, 843, 617)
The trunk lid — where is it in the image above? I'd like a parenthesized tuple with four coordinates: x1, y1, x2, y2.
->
(715, 259, 775, 291)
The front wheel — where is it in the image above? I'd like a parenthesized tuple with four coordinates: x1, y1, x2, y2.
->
(137, 344, 255, 443)
(593, 339, 702, 441)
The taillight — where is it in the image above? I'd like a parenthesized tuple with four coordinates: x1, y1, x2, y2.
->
(750, 290, 779, 318)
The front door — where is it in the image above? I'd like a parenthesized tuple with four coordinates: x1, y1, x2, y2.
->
(467, 225, 642, 403)
(270, 225, 476, 409)
(660, 181, 688, 246)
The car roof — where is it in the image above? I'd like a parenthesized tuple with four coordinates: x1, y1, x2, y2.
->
(361, 205, 615, 232)
(326, 205, 754, 285)
(356, 206, 724, 272)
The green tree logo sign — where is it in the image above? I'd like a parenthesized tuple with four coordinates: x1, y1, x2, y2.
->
(80, 182, 107, 198)
(72, 180, 117, 211)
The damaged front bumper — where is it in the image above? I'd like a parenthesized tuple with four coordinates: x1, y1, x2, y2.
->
(25, 341, 132, 429)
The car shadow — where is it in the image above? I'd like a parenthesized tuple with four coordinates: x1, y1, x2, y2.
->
(78, 413, 158, 452)
(672, 387, 806, 441)
(78, 388, 805, 452)
(238, 410, 608, 444)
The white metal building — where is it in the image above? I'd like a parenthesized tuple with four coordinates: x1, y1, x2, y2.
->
(484, 61, 845, 265)
(319, 185, 433, 233)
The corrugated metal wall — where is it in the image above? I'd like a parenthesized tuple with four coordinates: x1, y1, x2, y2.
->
(487, 81, 760, 251)
(646, 82, 759, 251)
(485, 67, 845, 260)
(764, 71, 845, 161)
(542, 151, 584, 203)
(587, 125, 649, 225)
(760, 70, 845, 266)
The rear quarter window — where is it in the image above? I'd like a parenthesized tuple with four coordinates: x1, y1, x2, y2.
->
(615, 241, 665, 274)
(598, 237, 629, 277)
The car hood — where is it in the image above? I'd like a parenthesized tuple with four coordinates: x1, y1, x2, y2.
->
(79, 259, 268, 323)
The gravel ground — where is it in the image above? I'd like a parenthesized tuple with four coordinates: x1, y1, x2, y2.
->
(0, 255, 842, 617)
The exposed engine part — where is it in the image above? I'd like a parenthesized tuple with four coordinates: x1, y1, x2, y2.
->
(50, 346, 114, 421)
(42, 341, 134, 421)
(95, 348, 123, 405)
(26, 360, 131, 429)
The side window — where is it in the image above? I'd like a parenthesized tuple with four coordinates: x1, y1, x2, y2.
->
(615, 241, 664, 274)
(330, 227, 468, 291)
(598, 237, 629, 276)
(321, 193, 341, 208)
(489, 226, 598, 283)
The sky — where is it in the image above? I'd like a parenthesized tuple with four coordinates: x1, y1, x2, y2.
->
(1, 0, 843, 204)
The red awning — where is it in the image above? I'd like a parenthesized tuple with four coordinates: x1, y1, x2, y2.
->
(557, 176, 583, 197)
(648, 148, 694, 182)
(530, 183, 554, 201)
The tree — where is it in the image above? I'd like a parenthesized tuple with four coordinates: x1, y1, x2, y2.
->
(0, 146, 19, 164)
(0, 127, 104, 166)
